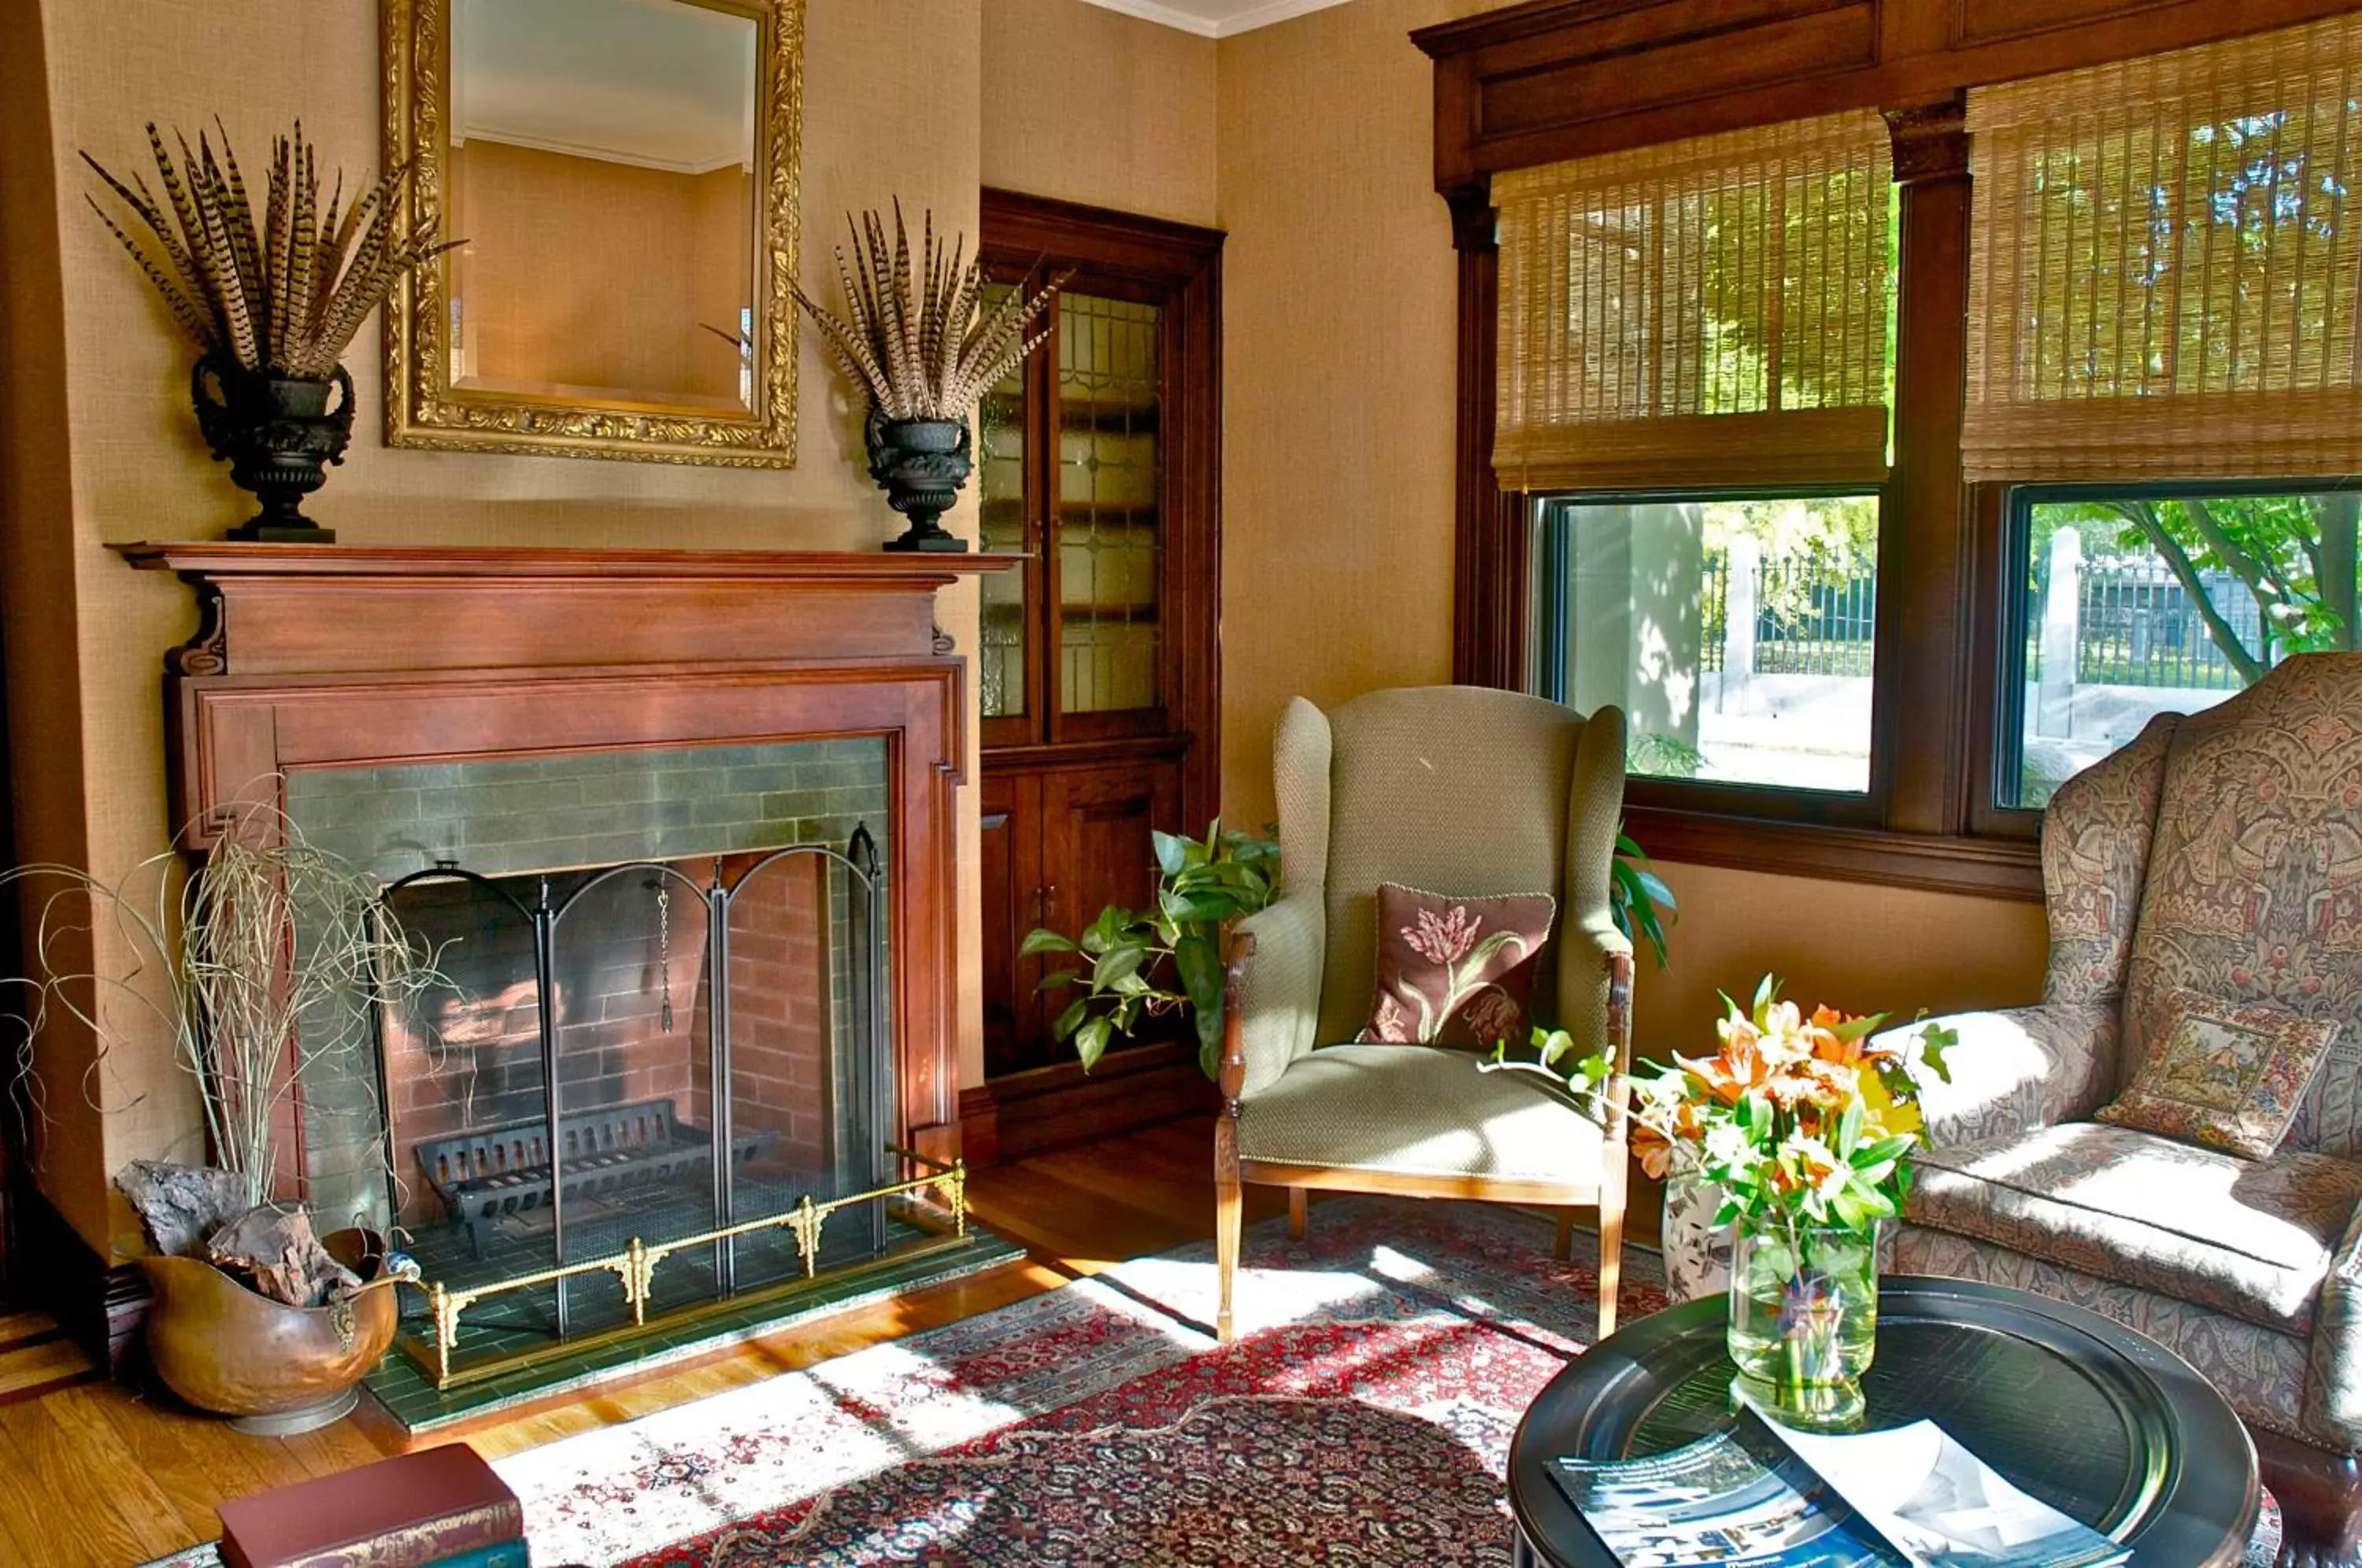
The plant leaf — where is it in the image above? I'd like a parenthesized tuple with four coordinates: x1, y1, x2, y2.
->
(1074, 1015, 1112, 1071)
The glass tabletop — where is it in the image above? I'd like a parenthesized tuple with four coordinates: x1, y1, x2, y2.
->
(1624, 1317, 2155, 1533)
(1512, 1278, 2254, 1568)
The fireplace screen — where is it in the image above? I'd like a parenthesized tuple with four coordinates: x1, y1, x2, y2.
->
(282, 739, 968, 1386)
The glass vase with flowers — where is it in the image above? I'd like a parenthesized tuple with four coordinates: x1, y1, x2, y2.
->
(1631, 977, 1953, 1428)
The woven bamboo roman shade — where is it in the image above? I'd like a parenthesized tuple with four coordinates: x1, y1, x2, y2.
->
(1492, 112, 1894, 494)
(1964, 14, 2362, 483)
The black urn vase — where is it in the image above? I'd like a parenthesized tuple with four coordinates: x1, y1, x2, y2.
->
(191, 351, 355, 544)
(864, 409, 973, 553)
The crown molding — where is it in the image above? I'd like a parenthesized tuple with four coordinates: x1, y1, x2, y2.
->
(1079, 0, 1353, 39)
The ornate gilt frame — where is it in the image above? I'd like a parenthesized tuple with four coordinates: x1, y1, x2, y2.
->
(380, 0, 802, 466)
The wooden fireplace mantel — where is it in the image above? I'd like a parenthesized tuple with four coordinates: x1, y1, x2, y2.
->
(115, 539, 1020, 1174)
(113, 542, 1023, 679)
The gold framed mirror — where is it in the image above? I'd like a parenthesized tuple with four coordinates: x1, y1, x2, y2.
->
(383, 0, 801, 465)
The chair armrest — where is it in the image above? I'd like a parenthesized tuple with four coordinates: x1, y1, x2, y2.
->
(1894, 1001, 2118, 1149)
(2305, 1196, 2362, 1451)
(1220, 897, 1325, 1104)
(1569, 914, 1635, 1074)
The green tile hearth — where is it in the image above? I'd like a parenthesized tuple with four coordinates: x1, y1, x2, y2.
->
(361, 1225, 1026, 1432)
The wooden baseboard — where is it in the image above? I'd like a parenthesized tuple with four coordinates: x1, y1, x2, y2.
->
(957, 1086, 1001, 1170)
(12, 1179, 146, 1377)
(978, 1041, 1216, 1164)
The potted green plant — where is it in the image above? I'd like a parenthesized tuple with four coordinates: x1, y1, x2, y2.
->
(1020, 821, 1279, 1078)
(83, 122, 456, 542)
(791, 202, 1063, 552)
(6, 802, 442, 1431)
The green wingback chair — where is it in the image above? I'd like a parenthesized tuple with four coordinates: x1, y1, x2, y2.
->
(1212, 686, 1635, 1343)
(1893, 653, 2362, 1562)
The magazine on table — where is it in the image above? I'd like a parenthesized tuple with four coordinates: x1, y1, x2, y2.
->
(1550, 1406, 2130, 1568)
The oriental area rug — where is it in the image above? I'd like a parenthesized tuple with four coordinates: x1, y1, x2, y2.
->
(154, 1199, 2285, 1566)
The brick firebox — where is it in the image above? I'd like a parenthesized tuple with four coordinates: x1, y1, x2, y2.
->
(286, 738, 889, 1235)
(376, 849, 843, 1232)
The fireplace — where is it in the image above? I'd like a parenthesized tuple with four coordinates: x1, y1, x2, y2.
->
(117, 542, 1015, 1390)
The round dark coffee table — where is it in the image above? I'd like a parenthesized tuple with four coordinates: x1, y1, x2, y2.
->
(1509, 1275, 2259, 1567)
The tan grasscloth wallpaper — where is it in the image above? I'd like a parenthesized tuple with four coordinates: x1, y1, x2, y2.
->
(0, 0, 2047, 1253)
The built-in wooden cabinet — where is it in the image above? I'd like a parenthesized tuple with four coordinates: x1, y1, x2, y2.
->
(981, 758, 1182, 1080)
(967, 190, 1222, 1159)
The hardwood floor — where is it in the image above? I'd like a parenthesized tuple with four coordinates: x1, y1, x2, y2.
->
(0, 1119, 1287, 1566)
(0, 1117, 1638, 1565)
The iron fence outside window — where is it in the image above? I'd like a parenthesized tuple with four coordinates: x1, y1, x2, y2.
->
(1700, 549, 1876, 679)
(1701, 549, 2259, 691)
(2067, 558, 2260, 691)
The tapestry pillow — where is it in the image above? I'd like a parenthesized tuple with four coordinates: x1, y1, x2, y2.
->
(1356, 884, 1556, 1050)
(2095, 987, 2341, 1159)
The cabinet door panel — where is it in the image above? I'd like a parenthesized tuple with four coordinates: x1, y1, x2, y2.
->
(1041, 762, 1178, 937)
(979, 771, 1042, 1080)
(1039, 760, 1183, 1060)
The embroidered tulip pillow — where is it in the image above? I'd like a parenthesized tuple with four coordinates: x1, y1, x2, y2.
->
(1357, 883, 1556, 1049)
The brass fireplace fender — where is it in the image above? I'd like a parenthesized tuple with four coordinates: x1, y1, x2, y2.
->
(406, 1148, 968, 1389)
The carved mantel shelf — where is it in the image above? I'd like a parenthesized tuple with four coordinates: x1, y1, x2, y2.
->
(113, 542, 1020, 679)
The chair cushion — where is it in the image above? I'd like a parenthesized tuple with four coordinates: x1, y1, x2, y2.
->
(1908, 1121, 2362, 1334)
(1236, 1042, 1605, 1188)
(1357, 884, 1555, 1048)
(2096, 987, 2341, 1158)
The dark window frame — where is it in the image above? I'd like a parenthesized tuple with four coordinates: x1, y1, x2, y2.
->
(1448, 105, 2010, 896)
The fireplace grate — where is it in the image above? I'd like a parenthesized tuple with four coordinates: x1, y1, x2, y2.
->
(367, 823, 970, 1385)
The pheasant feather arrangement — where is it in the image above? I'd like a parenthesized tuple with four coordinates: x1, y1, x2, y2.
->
(84, 120, 457, 380)
(793, 202, 1062, 421)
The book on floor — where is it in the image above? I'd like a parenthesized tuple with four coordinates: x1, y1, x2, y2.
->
(1551, 1406, 2129, 1568)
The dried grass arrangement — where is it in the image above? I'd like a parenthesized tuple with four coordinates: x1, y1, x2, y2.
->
(2, 800, 444, 1208)
(794, 201, 1063, 422)
(83, 121, 456, 381)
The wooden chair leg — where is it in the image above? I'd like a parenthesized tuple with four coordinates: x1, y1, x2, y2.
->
(1553, 1209, 1575, 1263)
(1287, 1185, 1308, 1241)
(1215, 1117, 1243, 1344)
(1596, 1163, 1627, 1342)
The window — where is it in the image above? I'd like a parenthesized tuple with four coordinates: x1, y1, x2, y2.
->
(1442, 1, 2362, 894)
(1497, 109, 1895, 803)
(1967, 13, 2362, 815)
(1998, 484, 2362, 809)
(1530, 493, 1880, 793)
(1494, 112, 1894, 494)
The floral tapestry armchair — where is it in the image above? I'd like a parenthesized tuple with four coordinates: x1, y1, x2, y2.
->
(1893, 654, 2362, 1565)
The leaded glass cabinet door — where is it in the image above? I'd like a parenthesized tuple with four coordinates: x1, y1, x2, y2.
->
(1056, 290, 1165, 728)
